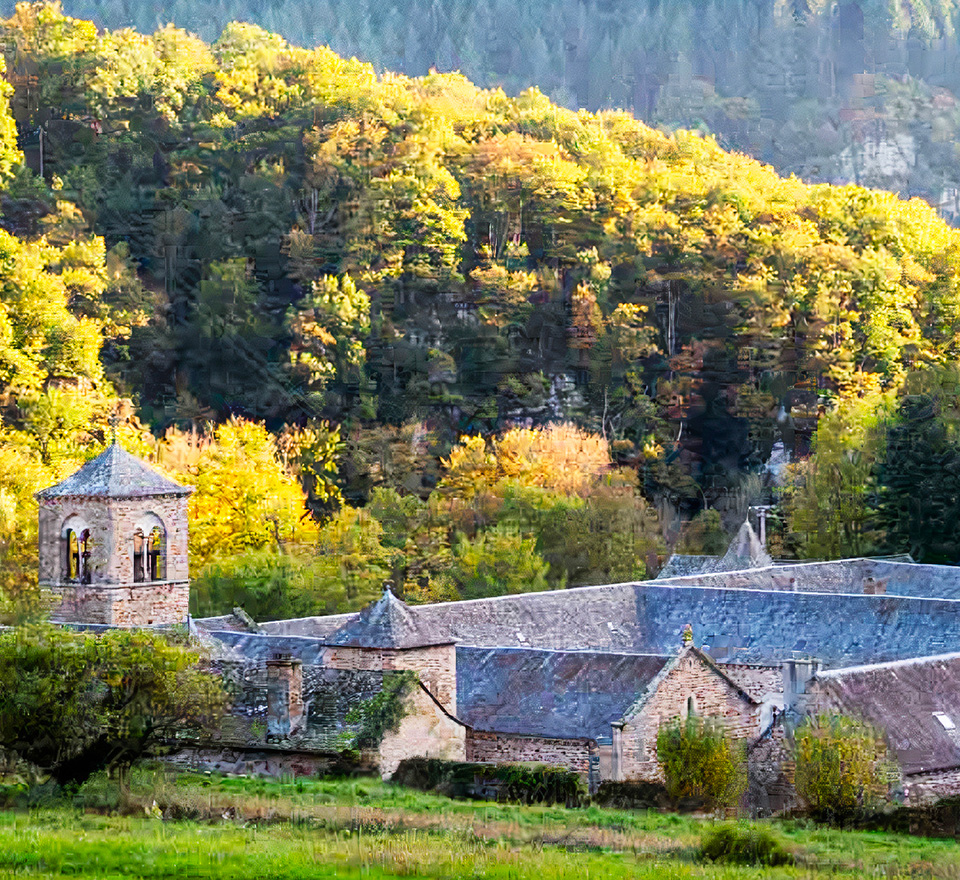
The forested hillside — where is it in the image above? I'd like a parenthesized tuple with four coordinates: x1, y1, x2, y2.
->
(14, 0, 960, 218)
(2, 3, 960, 620)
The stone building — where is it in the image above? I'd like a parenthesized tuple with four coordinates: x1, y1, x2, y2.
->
(37, 446, 960, 800)
(36, 442, 191, 626)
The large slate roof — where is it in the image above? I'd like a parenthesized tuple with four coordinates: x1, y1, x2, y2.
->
(457, 647, 672, 739)
(327, 588, 455, 649)
(258, 580, 960, 668)
(36, 443, 191, 499)
(814, 653, 960, 776)
(659, 558, 960, 601)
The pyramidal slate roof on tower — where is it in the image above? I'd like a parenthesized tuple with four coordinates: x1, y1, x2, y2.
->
(327, 588, 455, 649)
(656, 519, 772, 579)
(716, 519, 773, 572)
(36, 443, 191, 499)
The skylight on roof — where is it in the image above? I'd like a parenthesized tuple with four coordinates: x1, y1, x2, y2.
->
(934, 712, 956, 730)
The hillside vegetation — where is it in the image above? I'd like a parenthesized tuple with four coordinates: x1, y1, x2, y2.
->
(17, 0, 960, 215)
(2, 4, 960, 616)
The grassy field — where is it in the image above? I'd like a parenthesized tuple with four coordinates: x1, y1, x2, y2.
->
(1, 770, 959, 878)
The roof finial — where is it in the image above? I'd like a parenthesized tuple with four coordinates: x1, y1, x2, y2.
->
(681, 623, 694, 647)
(108, 412, 120, 445)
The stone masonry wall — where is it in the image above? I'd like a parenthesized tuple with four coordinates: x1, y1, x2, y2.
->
(717, 664, 783, 703)
(106, 495, 189, 585)
(326, 644, 457, 714)
(50, 581, 189, 626)
(40, 493, 189, 626)
(903, 768, 960, 805)
(378, 684, 466, 777)
(617, 653, 760, 781)
(39, 494, 188, 587)
(466, 730, 594, 777)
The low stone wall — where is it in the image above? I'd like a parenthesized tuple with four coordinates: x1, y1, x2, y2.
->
(904, 768, 960, 805)
(466, 730, 594, 778)
(165, 747, 373, 778)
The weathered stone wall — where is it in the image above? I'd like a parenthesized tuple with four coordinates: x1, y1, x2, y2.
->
(616, 653, 760, 781)
(106, 495, 190, 585)
(166, 747, 372, 778)
(903, 768, 960, 804)
(49, 581, 189, 626)
(717, 664, 782, 702)
(379, 685, 467, 777)
(466, 730, 594, 777)
(326, 644, 457, 714)
(39, 494, 188, 587)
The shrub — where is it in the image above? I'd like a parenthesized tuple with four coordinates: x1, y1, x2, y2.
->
(794, 714, 898, 822)
(391, 757, 585, 805)
(698, 823, 793, 866)
(593, 780, 669, 810)
(0, 624, 227, 788)
(656, 716, 747, 808)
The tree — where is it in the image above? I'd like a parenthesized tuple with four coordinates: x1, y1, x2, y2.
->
(178, 418, 319, 570)
(0, 624, 227, 787)
(656, 715, 747, 808)
(874, 387, 960, 563)
(448, 524, 550, 599)
(794, 714, 898, 822)
(782, 390, 894, 559)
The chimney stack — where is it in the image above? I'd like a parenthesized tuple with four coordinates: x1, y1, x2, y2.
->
(266, 651, 304, 739)
(781, 657, 820, 720)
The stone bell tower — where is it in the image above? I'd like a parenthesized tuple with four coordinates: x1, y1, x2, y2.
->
(36, 442, 192, 626)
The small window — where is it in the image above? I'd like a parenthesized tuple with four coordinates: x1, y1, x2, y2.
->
(65, 529, 79, 580)
(64, 528, 90, 583)
(148, 525, 165, 581)
(687, 695, 697, 718)
(934, 712, 955, 730)
(132, 529, 145, 583)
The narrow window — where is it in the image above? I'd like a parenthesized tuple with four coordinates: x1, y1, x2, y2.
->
(687, 695, 697, 718)
(65, 530, 79, 580)
(148, 525, 165, 581)
(132, 529, 144, 583)
(79, 529, 91, 585)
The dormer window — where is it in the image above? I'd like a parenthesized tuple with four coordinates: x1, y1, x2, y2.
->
(934, 712, 955, 730)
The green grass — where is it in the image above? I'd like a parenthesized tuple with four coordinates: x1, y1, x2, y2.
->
(0, 769, 958, 878)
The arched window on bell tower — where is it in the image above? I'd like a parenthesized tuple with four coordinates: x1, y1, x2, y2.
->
(65, 529, 79, 581)
(133, 518, 166, 583)
(148, 524, 165, 581)
(63, 525, 90, 583)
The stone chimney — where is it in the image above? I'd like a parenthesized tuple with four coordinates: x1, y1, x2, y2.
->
(266, 652, 304, 739)
(781, 657, 820, 720)
(863, 577, 887, 595)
